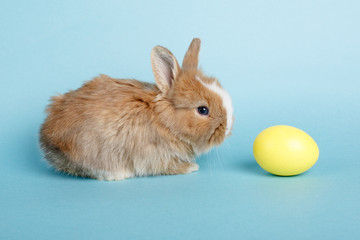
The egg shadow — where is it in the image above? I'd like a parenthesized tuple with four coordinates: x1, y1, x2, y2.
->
(239, 160, 269, 176)
(240, 159, 309, 178)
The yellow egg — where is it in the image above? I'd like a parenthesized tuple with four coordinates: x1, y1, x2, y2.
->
(253, 125, 319, 176)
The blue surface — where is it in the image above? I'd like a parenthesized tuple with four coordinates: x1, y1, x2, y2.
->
(1, 0, 360, 239)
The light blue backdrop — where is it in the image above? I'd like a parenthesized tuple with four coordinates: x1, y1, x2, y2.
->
(1, 0, 359, 239)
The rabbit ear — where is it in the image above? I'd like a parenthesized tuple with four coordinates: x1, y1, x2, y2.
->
(151, 46, 180, 93)
(182, 38, 201, 69)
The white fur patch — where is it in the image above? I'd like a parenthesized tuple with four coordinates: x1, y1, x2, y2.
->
(90, 168, 134, 181)
(196, 76, 233, 135)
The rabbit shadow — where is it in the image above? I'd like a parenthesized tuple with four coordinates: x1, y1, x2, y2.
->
(24, 126, 83, 180)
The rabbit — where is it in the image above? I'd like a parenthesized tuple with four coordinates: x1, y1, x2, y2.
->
(39, 38, 234, 180)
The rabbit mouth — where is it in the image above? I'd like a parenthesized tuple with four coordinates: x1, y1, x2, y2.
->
(208, 123, 226, 146)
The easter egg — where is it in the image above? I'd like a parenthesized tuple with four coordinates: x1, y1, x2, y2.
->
(253, 125, 319, 176)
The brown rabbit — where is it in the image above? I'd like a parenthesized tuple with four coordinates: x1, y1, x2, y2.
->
(40, 38, 234, 180)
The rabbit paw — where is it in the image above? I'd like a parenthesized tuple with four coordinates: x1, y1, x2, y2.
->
(185, 163, 199, 174)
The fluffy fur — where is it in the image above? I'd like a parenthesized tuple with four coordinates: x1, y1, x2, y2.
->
(40, 38, 233, 180)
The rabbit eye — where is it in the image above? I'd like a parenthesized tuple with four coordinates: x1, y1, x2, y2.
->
(197, 106, 209, 116)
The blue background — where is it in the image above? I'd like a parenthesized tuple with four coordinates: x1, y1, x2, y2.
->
(1, 0, 359, 239)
